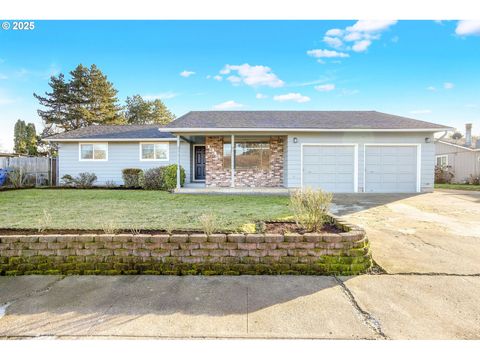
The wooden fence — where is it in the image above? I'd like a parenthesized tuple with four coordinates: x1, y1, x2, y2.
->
(0, 156, 58, 186)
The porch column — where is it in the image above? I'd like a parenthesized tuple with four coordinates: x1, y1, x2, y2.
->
(231, 134, 235, 187)
(176, 135, 181, 190)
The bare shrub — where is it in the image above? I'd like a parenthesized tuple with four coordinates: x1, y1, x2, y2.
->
(198, 213, 217, 235)
(434, 165, 454, 184)
(8, 167, 25, 188)
(290, 188, 333, 232)
(102, 220, 119, 234)
(37, 209, 52, 233)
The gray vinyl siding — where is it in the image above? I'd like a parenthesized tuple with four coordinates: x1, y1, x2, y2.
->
(58, 141, 191, 186)
(435, 142, 480, 182)
(286, 132, 435, 192)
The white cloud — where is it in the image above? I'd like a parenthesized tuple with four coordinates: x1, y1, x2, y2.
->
(343, 31, 363, 42)
(427, 86, 437, 91)
(212, 100, 244, 110)
(226, 75, 242, 85)
(326, 28, 343, 37)
(307, 49, 349, 58)
(410, 109, 432, 114)
(320, 20, 397, 56)
(341, 89, 360, 96)
(455, 20, 480, 36)
(143, 91, 179, 100)
(219, 64, 284, 88)
(256, 93, 268, 99)
(180, 70, 195, 77)
(352, 39, 372, 52)
(391, 36, 399, 43)
(213, 75, 222, 81)
(323, 36, 343, 49)
(315, 84, 335, 92)
(346, 20, 398, 33)
(273, 92, 310, 103)
(444, 82, 454, 89)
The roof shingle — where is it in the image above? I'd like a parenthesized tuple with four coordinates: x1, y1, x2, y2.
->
(164, 111, 450, 130)
(45, 124, 175, 140)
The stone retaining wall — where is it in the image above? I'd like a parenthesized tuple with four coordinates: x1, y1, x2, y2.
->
(0, 220, 371, 276)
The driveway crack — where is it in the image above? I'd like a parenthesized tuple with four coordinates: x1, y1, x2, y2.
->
(334, 276, 388, 339)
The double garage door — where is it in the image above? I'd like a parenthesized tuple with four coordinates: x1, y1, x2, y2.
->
(302, 144, 418, 193)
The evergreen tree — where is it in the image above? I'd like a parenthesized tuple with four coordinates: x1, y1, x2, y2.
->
(124, 95, 175, 125)
(13, 120, 38, 155)
(34, 64, 124, 134)
(13, 119, 27, 154)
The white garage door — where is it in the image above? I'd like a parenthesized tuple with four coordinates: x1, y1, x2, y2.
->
(302, 145, 356, 193)
(365, 145, 418, 193)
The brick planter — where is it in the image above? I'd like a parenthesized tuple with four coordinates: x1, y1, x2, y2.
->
(0, 218, 371, 276)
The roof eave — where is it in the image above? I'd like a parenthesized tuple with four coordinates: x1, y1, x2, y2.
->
(160, 127, 453, 133)
(44, 137, 178, 142)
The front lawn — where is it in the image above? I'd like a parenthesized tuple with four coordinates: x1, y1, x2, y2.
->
(0, 189, 292, 231)
(435, 183, 480, 191)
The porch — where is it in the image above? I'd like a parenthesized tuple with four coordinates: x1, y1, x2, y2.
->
(174, 134, 286, 189)
(174, 182, 290, 195)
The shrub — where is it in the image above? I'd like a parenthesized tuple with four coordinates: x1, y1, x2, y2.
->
(143, 167, 165, 190)
(8, 167, 25, 188)
(162, 164, 186, 190)
(37, 209, 52, 233)
(467, 174, 480, 185)
(198, 213, 217, 235)
(434, 165, 454, 184)
(122, 168, 144, 188)
(60, 172, 97, 188)
(104, 180, 117, 188)
(290, 187, 333, 232)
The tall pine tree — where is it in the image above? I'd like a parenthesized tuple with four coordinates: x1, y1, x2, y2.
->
(34, 64, 124, 134)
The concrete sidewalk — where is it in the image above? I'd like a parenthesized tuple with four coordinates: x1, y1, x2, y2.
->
(1, 275, 479, 339)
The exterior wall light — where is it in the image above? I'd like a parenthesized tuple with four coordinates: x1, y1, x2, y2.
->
(293, 137, 298, 143)
(425, 137, 431, 143)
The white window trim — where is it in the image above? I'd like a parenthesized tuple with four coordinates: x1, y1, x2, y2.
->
(363, 143, 422, 193)
(436, 155, 448, 166)
(78, 142, 108, 162)
(300, 143, 359, 193)
(139, 142, 170, 162)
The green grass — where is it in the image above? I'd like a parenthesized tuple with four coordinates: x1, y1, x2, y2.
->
(435, 183, 480, 191)
(0, 189, 292, 231)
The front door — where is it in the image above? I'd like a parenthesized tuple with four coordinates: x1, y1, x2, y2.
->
(194, 145, 206, 181)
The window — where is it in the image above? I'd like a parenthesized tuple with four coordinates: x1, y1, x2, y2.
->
(79, 143, 108, 161)
(223, 137, 271, 170)
(436, 155, 448, 167)
(140, 142, 169, 161)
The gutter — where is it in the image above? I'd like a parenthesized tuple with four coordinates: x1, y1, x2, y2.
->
(159, 127, 453, 133)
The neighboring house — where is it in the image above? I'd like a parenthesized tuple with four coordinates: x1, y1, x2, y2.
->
(46, 111, 451, 193)
(435, 124, 480, 183)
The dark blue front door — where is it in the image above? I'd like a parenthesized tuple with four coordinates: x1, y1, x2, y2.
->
(194, 146, 206, 181)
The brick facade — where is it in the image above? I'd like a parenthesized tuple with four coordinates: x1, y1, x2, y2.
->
(205, 136, 285, 187)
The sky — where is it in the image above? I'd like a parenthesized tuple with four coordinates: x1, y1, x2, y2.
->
(0, 20, 479, 151)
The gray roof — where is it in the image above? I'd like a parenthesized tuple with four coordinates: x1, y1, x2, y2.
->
(45, 125, 175, 140)
(164, 111, 450, 130)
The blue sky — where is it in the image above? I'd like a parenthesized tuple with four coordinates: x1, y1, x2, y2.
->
(0, 20, 479, 150)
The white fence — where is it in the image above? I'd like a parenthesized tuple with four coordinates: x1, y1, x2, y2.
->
(0, 156, 57, 186)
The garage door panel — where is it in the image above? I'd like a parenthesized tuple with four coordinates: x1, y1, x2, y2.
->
(365, 145, 417, 193)
(302, 145, 355, 193)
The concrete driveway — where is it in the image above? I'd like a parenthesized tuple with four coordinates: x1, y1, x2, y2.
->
(332, 189, 480, 274)
(1, 189, 479, 339)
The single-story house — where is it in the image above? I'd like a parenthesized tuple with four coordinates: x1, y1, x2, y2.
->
(46, 111, 451, 193)
(435, 123, 480, 182)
